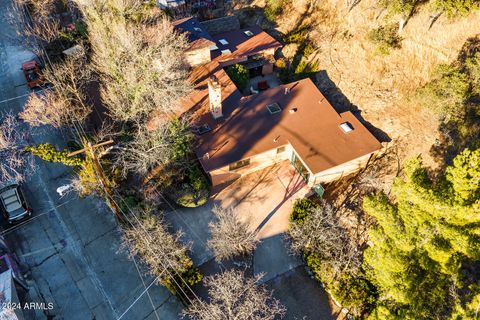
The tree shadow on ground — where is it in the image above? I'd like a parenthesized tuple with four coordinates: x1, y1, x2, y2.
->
(316, 70, 391, 143)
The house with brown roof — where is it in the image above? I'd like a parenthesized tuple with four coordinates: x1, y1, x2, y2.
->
(165, 16, 382, 189)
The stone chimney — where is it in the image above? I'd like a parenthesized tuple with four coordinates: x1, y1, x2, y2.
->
(208, 76, 223, 119)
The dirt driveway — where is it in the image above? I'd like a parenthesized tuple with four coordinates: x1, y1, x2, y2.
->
(164, 161, 344, 319)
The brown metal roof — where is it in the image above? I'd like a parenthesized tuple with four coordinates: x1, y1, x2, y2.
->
(210, 26, 282, 62)
(195, 79, 382, 174)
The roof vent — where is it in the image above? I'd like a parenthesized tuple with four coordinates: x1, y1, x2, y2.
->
(244, 30, 254, 37)
(219, 39, 229, 45)
(285, 87, 291, 95)
(340, 122, 354, 133)
(289, 108, 297, 114)
(267, 103, 281, 114)
(220, 49, 232, 55)
(210, 45, 219, 51)
(194, 27, 202, 32)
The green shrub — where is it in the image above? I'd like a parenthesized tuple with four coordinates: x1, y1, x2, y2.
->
(434, 0, 480, 17)
(302, 43, 315, 57)
(304, 250, 378, 317)
(332, 276, 378, 317)
(25, 143, 84, 167)
(162, 256, 202, 304)
(284, 30, 307, 45)
(293, 58, 320, 81)
(265, 0, 286, 21)
(172, 165, 210, 208)
(367, 24, 403, 55)
(416, 64, 470, 119)
(290, 198, 318, 223)
(226, 64, 250, 90)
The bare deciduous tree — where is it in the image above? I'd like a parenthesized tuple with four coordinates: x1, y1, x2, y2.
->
(122, 210, 190, 277)
(13, 0, 62, 43)
(78, 0, 191, 122)
(20, 91, 68, 128)
(207, 205, 259, 261)
(184, 270, 286, 320)
(0, 114, 34, 182)
(113, 118, 193, 176)
(20, 52, 92, 128)
(288, 202, 361, 278)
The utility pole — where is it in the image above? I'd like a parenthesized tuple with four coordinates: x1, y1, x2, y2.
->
(68, 139, 125, 223)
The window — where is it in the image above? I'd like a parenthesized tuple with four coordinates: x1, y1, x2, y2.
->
(340, 122, 353, 133)
(267, 103, 281, 114)
(276, 146, 286, 154)
(219, 39, 229, 45)
(229, 158, 250, 171)
(244, 30, 254, 37)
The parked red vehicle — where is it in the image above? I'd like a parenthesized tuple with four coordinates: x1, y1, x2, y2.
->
(22, 60, 45, 89)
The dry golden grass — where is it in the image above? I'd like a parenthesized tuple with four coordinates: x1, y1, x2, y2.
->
(248, 0, 480, 167)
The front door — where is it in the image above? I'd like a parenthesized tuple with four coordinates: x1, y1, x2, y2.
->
(291, 153, 310, 183)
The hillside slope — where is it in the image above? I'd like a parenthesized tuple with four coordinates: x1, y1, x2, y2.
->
(236, 0, 480, 170)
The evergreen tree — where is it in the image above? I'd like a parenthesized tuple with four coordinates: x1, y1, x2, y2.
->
(364, 148, 480, 319)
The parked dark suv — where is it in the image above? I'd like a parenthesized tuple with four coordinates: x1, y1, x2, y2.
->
(0, 184, 32, 224)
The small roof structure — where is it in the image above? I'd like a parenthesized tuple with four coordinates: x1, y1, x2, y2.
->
(148, 20, 281, 129)
(195, 79, 382, 173)
(172, 16, 215, 52)
(210, 26, 282, 62)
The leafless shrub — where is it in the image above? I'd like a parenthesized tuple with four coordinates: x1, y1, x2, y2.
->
(288, 202, 361, 278)
(184, 270, 286, 320)
(207, 205, 259, 262)
(121, 209, 190, 276)
(20, 52, 92, 128)
(0, 114, 34, 182)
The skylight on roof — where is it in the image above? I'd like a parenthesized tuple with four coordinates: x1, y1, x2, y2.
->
(221, 49, 232, 55)
(210, 45, 219, 51)
(267, 103, 281, 114)
(244, 30, 254, 37)
(219, 39, 229, 45)
(340, 122, 354, 133)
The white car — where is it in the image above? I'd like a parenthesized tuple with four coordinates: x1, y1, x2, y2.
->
(0, 184, 32, 224)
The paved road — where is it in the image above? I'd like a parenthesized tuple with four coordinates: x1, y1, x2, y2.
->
(0, 1, 183, 319)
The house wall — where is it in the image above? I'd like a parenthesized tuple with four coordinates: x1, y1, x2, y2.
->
(185, 47, 211, 67)
(207, 143, 377, 188)
(208, 144, 291, 186)
(310, 153, 374, 185)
